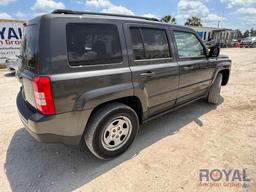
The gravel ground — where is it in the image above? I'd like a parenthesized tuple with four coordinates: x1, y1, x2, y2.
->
(0, 48, 255, 192)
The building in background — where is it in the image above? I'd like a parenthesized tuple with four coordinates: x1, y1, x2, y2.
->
(191, 26, 241, 48)
(0, 19, 26, 64)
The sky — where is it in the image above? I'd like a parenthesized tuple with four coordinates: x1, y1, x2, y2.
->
(0, 0, 255, 31)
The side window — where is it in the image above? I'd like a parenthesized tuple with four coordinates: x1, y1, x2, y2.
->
(66, 23, 122, 66)
(142, 28, 170, 59)
(174, 31, 205, 58)
(130, 27, 171, 60)
(130, 27, 145, 60)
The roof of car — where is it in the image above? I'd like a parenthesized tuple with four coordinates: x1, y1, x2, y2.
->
(51, 9, 160, 22)
(35, 9, 193, 32)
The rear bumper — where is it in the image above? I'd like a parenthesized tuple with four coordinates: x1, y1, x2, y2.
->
(16, 90, 91, 146)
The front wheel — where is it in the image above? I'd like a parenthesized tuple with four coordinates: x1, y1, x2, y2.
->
(84, 103, 139, 160)
(208, 73, 223, 104)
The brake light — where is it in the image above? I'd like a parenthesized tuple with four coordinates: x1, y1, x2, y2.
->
(32, 76, 55, 115)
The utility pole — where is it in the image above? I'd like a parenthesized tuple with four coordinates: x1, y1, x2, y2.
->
(221, 13, 224, 28)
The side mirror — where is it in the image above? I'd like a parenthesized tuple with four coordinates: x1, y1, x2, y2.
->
(208, 46, 220, 57)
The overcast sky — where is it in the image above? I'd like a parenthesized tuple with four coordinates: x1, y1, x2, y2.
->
(0, 0, 255, 31)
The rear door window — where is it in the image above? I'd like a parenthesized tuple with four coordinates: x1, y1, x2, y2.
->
(66, 23, 122, 66)
(141, 28, 170, 59)
(130, 27, 171, 60)
(130, 27, 145, 60)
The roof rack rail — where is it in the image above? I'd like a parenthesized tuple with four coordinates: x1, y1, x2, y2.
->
(52, 9, 159, 22)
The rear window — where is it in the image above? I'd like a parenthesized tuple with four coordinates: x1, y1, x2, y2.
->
(21, 24, 38, 72)
(66, 23, 122, 66)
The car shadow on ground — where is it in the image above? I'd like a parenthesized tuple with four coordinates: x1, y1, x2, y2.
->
(4, 71, 15, 77)
(4, 98, 223, 192)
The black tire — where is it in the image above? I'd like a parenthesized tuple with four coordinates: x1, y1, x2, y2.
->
(84, 103, 139, 160)
(208, 73, 223, 104)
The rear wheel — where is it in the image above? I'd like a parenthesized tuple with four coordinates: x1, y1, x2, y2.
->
(84, 103, 139, 160)
(208, 73, 223, 104)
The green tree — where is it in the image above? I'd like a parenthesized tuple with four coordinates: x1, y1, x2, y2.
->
(184, 16, 202, 27)
(160, 15, 176, 24)
(243, 30, 250, 38)
(250, 28, 256, 36)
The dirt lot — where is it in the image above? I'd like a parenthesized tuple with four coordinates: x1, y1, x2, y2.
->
(0, 48, 255, 192)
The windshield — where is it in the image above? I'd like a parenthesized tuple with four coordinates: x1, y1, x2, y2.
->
(21, 24, 38, 72)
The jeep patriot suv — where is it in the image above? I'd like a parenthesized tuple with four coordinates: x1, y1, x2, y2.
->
(17, 10, 231, 159)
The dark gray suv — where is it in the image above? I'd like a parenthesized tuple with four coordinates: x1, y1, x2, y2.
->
(17, 10, 231, 159)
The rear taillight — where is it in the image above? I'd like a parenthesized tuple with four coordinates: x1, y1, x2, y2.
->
(32, 76, 55, 115)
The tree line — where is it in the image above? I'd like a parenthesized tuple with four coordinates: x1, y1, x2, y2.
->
(160, 15, 202, 26)
(160, 15, 255, 38)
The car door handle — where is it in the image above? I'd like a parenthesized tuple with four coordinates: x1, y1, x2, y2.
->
(183, 66, 194, 71)
(139, 71, 156, 78)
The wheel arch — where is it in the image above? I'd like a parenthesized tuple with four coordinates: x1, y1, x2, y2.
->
(219, 69, 230, 86)
(87, 96, 144, 124)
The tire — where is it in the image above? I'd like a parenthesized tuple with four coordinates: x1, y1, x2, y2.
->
(84, 103, 139, 160)
(208, 73, 223, 104)
(252, 43, 256, 48)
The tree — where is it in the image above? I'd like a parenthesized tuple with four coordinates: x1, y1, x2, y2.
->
(243, 30, 250, 38)
(160, 15, 176, 24)
(250, 28, 256, 36)
(184, 16, 202, 27)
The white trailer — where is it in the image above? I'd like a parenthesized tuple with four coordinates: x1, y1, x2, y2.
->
(0, 19, 26, 64)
